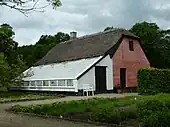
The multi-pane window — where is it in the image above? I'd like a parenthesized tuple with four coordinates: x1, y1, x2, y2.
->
(30, 81, 35, 86)
(58, 80, 66, 86)
(24, 81, 29, 86)
(129, 41, 134, 51)
(43, 81, 49, 86)
(36, 81, 42, 86)
(67, 80, 73, 86)
(50, 80, 57, 86)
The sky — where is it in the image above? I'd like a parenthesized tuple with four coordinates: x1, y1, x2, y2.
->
(1, 0, 170, 46)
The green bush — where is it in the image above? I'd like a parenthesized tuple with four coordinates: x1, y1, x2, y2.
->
(137, 68, 170, 95)
(10, 97, 138, 124)
(91, 105, 137, 124)
(0, 92, 65, 103)
(136, 93, 170, 127)
(0, 91, 26, 98)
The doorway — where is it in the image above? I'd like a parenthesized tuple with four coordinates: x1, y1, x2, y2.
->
(120, 68, 126, 89)
(95, 66, 107, 93)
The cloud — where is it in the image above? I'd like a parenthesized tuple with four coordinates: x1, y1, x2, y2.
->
(1, 0, 170, 46)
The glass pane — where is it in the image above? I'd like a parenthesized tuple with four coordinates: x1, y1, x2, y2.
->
(58, 80, 65, 86)
(67, 80, 73, 86)
(43, 81, 49, 86)
(30, 81, 35, 86)
(24, 81, 29, 86)
(36, 81, 42, 86)
(50, 80, 57, 86)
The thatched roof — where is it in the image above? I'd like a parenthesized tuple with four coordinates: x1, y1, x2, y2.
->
(34, 29, 137, 66)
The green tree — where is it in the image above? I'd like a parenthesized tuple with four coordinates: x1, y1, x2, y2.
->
(0, 0, 61, 14)
(18, 32, 70, 67)
(0, 24, 19, 66)
(0, 24, 29, 91)
(0, 53, 10, 91)
(0, 52, 30, 91)
(130, 21, 170, 68)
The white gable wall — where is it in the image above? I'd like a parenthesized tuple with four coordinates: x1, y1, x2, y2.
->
(78, 67, 95, 90)
(96, 55, 113, 90)
(78, 55, 113, 91)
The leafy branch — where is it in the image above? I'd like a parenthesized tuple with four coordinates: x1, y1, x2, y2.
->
(0, 0, 62, 16)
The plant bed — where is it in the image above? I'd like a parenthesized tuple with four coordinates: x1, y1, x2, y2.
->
(9, 97, 140, 126)
(11, 94, 170, 127)
(7, 109, 124, 127)
(63, 112, 92, 121)
(0, 91, 65, 103)
(136, 93, 170, 127)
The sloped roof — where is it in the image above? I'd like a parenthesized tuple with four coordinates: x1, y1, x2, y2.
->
(34, 29, 137, 66)
(23, 56, 102, 81)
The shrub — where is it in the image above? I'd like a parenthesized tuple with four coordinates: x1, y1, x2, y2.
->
(136, 94, 170, 127)
(10, 97, 138, 124)
(91, 105, 137, 124)
(0, 92, 65, 103)
(137, 68, 170, 95)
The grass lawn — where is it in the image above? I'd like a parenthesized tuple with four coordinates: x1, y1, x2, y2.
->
(10, 96, 140, 126)
(0, 91, 65, 103)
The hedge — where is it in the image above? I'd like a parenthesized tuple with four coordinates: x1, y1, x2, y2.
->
(137, 68, 170, 95)
(91, 105, 137, 124)
(136, 93, 170, 127)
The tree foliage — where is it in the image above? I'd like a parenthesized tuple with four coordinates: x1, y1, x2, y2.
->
(0, 24, 29, 91)
(129, 21, 170, 68)
(0, 24, 19, 66)
(0, 0, 62, 15)
(17, 32, 70, 67)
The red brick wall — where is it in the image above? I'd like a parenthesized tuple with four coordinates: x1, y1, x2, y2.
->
(113, 37, 150, 88)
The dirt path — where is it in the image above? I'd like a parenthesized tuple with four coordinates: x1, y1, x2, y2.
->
(0, 93, 138, 127)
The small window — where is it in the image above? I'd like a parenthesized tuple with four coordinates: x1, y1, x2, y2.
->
(129, 41, 134, 51)
(50, 80, 57, 86)
(30, 81, 35, 86)
(67, 80, 73, 86)
(24, 81, 29, 86)
(43, 81, 49, 86)
(36, 81, 42, 86)
(58, 80, 66, 86)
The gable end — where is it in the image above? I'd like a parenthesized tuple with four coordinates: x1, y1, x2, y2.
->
(76, 56, 105, 80)
(107, 34, 139, 58)
(76, 34, 140, 80)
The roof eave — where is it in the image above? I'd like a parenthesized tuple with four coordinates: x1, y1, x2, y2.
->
(76, 55, 105, 80)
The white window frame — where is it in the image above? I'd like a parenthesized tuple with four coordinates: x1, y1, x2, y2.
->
(24, 81, 29, 86)
(30, 81, 35, 86)
(43, 80, 49, 86)
(36, 80, 42, 86)
(50, 80, 57, 86)
(67, 79, 74, 86)
(58, 80, 66, 86)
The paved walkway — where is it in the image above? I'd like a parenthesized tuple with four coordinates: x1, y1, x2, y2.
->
(0, 93, 138, 127)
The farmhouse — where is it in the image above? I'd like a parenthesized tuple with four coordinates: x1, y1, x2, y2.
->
(21, 29, 150, 94)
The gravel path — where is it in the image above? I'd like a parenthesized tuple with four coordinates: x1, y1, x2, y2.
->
(0, 93, 138, 127)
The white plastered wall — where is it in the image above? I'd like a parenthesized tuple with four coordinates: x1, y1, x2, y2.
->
(78, 55, 113, 91)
